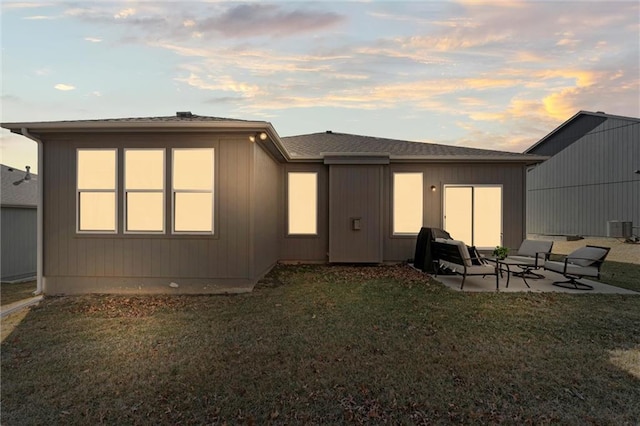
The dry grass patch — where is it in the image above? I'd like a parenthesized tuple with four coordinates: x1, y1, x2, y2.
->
(1, 280, 36, 307)
(2, 264, 639, 424)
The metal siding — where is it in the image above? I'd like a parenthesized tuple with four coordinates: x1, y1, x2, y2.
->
(1, 207, 37, 280)
(328, 165, 383, 263)
(527, 117, 639, 236)
(41, 132, 254, 294)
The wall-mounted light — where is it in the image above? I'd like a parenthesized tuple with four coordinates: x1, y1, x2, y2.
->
(430, 185, 437, 192)
(249, 132, 268, 143)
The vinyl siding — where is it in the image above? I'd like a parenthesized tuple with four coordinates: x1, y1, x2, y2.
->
(41, 132, 254, 294)
(279, 164, 329, 261)
(1, 207, 37, 281)
(328, 165, 383, 263)
(251, 139, 280, 278)
(279, 162, 527, 262)
(527, 118, 640, 237)
(384, 163, 526, 260)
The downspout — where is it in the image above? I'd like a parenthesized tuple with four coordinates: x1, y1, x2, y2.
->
(20, 128, 44, 295)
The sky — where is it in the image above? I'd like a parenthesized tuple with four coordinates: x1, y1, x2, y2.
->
(1, 0, 639, 173)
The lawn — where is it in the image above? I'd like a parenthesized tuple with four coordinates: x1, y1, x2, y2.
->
(2, 264, 639, 424)
(1, 280, 36, 307)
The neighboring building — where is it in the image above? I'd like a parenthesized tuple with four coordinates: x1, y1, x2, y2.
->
(1, 164, 38, 282)
(1, 113, 544, 295)
(525, 111, 640, 238)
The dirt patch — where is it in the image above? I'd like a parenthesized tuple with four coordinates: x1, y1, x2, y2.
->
(550, 238, 640, 265)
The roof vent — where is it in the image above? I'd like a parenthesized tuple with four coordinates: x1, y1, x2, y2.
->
(176, 111, 193, 118)
(326, 130, 333, 134)
(596, 111, 606, 114)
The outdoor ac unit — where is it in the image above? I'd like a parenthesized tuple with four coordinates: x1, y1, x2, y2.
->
(607, 221, 632, 238)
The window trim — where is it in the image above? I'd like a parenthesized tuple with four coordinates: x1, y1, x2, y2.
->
(392, 172, 424, 236)
(443, 184, 503, 249)
(287, 171, 318, 236)
(171, 148, 215, 235)
(123, 148, 166, 234)
(76, 148, 118, 234)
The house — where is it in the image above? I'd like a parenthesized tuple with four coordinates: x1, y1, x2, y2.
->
(1, 164, 38, 282)
(1, 113, 545, 295)
(525, 111, 640, 238)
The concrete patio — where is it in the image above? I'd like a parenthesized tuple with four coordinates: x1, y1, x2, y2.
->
(434, 269, 639, 294)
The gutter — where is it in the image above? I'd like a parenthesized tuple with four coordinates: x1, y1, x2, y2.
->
(20, 128, 44, 296)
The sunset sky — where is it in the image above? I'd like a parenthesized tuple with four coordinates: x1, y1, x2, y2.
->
(2, 0, 639, 173)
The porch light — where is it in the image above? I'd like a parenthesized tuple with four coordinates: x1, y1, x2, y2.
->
(249, 132, 268, 142)
(430, 185, 437, 192)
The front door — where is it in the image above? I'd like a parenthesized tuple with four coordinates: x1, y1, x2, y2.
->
(328, 165, 383, 263)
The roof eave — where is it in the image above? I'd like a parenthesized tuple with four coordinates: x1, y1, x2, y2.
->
(3, 120, 292, 162)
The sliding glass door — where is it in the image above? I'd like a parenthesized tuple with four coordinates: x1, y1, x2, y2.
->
(444, 185, 502, 249)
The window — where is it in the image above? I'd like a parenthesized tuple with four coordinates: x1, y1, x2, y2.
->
(288, 172, 317, 235)
(125, 149, 165, 233)
(77, 149, 117, 232)
(444, 185, 502, 248)
(393, 172, 423, 235)
(172, 148, 214, 233)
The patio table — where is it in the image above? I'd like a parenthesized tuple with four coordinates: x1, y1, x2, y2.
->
(484, 257, 544, 288)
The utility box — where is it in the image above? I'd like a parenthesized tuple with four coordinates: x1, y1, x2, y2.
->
(607, 221, 632, 238)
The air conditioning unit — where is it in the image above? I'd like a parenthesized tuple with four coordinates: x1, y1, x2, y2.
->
(607, 221, 632, 238)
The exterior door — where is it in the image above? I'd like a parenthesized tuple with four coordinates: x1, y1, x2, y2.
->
(329, 165, 383, 263)
(443, 185, 502, 249)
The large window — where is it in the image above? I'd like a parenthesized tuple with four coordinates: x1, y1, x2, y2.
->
(288, 172, 317, 235)
(172, 148, 214, 233)
(444, 185, 502, 248)
(393, 172, 423, 235)
(77, 149, 117, 232)
(125, 149, 165, 233)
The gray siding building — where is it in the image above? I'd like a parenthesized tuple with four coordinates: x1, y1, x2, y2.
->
(1, 164, 38, 282)
(525, 111, 640, 238)
(2, 113, 544, 295)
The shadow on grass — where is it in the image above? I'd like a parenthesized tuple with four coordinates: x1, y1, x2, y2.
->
(1, 264, 639, 424)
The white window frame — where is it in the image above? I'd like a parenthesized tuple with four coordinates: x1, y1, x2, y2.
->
(443, 184, 503, 249)
(171, 148, 215, 235)
(76, 148, 118, 234)
(392, 172, 424, 236)
(124, 148, 166, 234)
(287, 171, 318, 236)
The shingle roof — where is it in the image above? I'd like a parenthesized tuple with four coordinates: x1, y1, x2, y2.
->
(1, 164, 38, 207)
(40, 113, 251, 124)
(281, 131, 538, 161)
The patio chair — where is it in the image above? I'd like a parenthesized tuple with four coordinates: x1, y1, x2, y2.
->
(543, 245, 611, 290)
(500, 239, 554, 287)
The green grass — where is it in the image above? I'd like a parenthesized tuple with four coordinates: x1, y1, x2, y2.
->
(1, 280, 36, 306)
(2, 264, 639, 424)
(600, 261, 640, 292)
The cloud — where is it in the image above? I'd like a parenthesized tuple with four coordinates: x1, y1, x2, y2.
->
(2, 2, 52, 9)
(54, 83, 75, 91)
(84, 37, 102, 43)
(114, 8, 135, 19)
(196, 4, 345, 38)
(23, 15, 56, 20)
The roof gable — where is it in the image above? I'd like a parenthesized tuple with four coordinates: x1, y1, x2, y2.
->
(525, 111, 640, 156)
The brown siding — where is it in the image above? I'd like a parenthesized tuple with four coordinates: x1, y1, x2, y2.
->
(41, 132, 254, 294)
(279, 163, 329, 261)
(251, 141, 280, 278)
